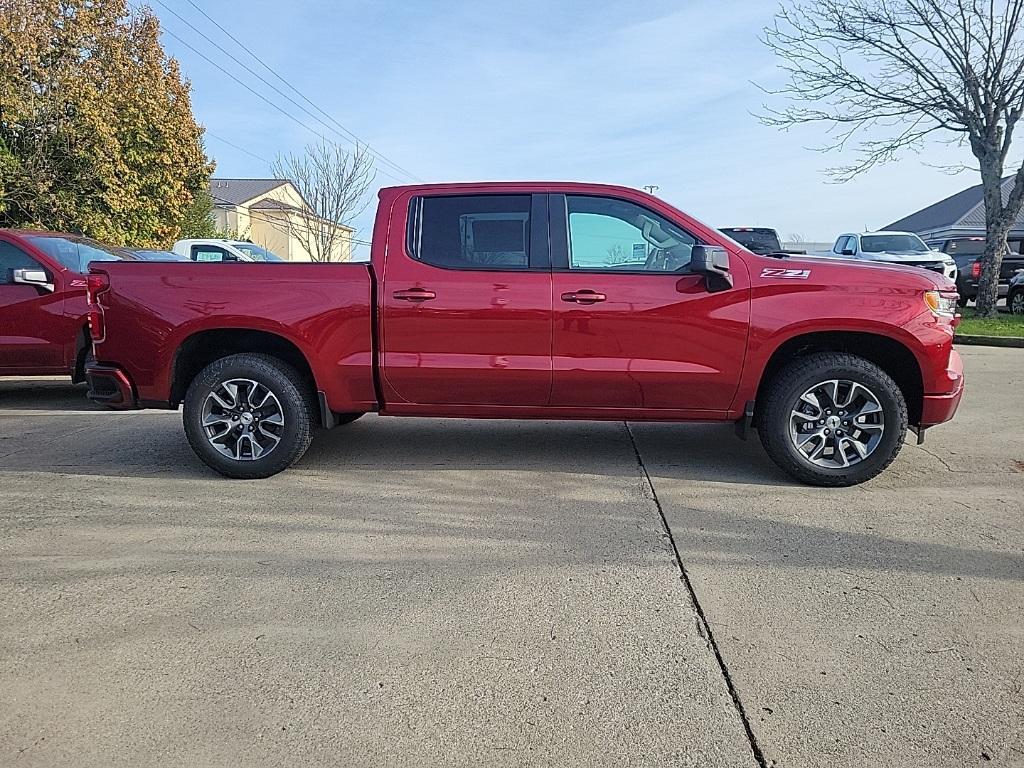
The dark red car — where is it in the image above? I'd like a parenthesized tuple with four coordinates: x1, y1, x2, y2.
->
(0, 230, 135, 382)
(86, 183, 965, 486)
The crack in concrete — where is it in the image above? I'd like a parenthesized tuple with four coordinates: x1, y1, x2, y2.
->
(624, 422, 768, 768)
(914, 445, 961, 473)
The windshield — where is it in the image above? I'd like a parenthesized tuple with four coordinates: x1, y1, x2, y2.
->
(26, 236, 133, 272)
(233, 243, 284, 262)
(944, 239, 988, 256)
(861, 234, 928, 253)
(720, 228, 781, 253)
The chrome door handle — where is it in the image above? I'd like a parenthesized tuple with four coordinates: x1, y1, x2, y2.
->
(561, 290, 607, 304)
(392, 288, 436, 302)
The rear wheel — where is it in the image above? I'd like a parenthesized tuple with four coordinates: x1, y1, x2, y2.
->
(758, 353, 908, 487)
(183, 353, 314, 479)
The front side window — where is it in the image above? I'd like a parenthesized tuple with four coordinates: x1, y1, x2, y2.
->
(834, 236, 853, 254)
(412, 195, 530, 269)
(567, 195, 695, 272)
(192, 245, 231, 262)
(0, 241, 43, 284)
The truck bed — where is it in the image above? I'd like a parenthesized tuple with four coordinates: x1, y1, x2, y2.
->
(91, 261, 377, 413)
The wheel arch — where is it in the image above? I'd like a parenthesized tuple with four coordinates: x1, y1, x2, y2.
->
(753, 331, 924, 426)
(170, 328, 317, 408)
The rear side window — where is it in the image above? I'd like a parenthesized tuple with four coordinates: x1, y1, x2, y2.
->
(946, 239, 986, 256)
(410, 195, 530, 269)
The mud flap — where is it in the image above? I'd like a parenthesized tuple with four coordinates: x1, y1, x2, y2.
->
(735, 401, 755, 440)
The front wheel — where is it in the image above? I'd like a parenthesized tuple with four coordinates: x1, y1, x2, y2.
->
(1009, 288, 1024, 315)
(183, 353, 314, 479)
(758, 353, 908, 487)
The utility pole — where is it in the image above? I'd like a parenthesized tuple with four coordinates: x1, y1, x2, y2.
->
(642, 185, 659, 195)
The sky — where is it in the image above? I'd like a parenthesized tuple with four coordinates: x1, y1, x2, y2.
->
(149, 0, 984, 252)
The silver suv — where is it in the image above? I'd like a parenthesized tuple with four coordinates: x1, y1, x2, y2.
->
(832, 231, 957, 280)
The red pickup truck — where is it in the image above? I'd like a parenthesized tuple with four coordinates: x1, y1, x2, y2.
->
(0, 230, 134, 381)
(85, 183, 964, 486)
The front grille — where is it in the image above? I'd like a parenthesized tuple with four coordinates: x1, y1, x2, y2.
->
(903, 261, 946, 273)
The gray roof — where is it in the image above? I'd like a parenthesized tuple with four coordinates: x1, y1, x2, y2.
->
(210, 178, 288, 206)
(885, 176, 1024, 233)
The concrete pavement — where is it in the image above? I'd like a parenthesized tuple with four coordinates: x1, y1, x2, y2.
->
(0, 346, 1021, 766)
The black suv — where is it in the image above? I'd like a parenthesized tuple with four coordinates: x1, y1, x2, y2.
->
(926, 236, 1024, 305)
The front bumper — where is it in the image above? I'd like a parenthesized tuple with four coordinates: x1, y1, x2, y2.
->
(85, 363, 138, 409)
(920, 349, 964, 427)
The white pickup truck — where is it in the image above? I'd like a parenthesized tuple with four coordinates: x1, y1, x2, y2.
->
(830, 231, 957, 280)
(172, 239, 285, 263)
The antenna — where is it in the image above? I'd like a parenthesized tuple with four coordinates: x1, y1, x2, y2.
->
(642, 185, 659, 194)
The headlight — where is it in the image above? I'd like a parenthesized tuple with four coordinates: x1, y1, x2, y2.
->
(924, 290, 958, 317)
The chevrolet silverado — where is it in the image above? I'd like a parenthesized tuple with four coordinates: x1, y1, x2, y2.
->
(85, 183, 964, 486)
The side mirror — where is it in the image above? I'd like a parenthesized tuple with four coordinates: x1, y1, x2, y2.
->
(12, 268, 54, 293)
(841, 248, 855, 256)
(689, 245, 733, 292)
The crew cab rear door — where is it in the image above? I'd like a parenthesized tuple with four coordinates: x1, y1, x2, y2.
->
(380, 192, 552, 406)
(548, 193, 749, 413)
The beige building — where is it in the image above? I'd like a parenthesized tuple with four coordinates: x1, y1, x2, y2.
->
(210, 178, 354, 262)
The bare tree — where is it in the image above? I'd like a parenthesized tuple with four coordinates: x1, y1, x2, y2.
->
(788, 232, 808, 244)
(271, 141, 375, 262)
(762, 0, 1024, 317)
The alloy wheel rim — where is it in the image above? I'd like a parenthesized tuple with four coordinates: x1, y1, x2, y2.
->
(1012, 293, 1024, 314)
(201, 378, 285, 461)
(789, 379, 884, 469)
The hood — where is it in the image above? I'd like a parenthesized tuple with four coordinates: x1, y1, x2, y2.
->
(785, 253, 954, 290)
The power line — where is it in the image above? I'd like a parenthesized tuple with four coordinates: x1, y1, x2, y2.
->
(150, 0, 421, 184)
(149, 18, 411, 185)
(181, 0, 421, 185)
(205, 131, 273, 166)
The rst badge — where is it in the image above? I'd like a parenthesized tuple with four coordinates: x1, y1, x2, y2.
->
(761, 267, 811, 279)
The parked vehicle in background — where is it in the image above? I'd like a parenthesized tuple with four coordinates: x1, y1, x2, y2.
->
(1008, 270, 1024, 315)
(0, 230, 136, 381)
(86, 182, 964, 487)
(172, 239, 286, 263)
(130, 249, 189, 261)
(925, 236, 1024, 306)
(832, 231, 957, 280)
(719, 227, 805, 256)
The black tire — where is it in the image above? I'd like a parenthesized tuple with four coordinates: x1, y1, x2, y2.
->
(1009, 288, 1024, 315)
(758, 352, 908, 487)
(183, 353, 314, 479)
(957, 295, 969, 308)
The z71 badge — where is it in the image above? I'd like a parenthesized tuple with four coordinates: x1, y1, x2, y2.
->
(761, 268, 811, 279)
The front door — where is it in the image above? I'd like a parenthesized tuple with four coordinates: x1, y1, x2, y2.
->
(380, 192, 552, 407)
(0, 238, 66, 374)
(549, 193, 749, 413)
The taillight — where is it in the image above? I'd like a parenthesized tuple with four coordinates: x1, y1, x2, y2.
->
(86, 273, 109, 343)
(971, 261, 982, 279)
